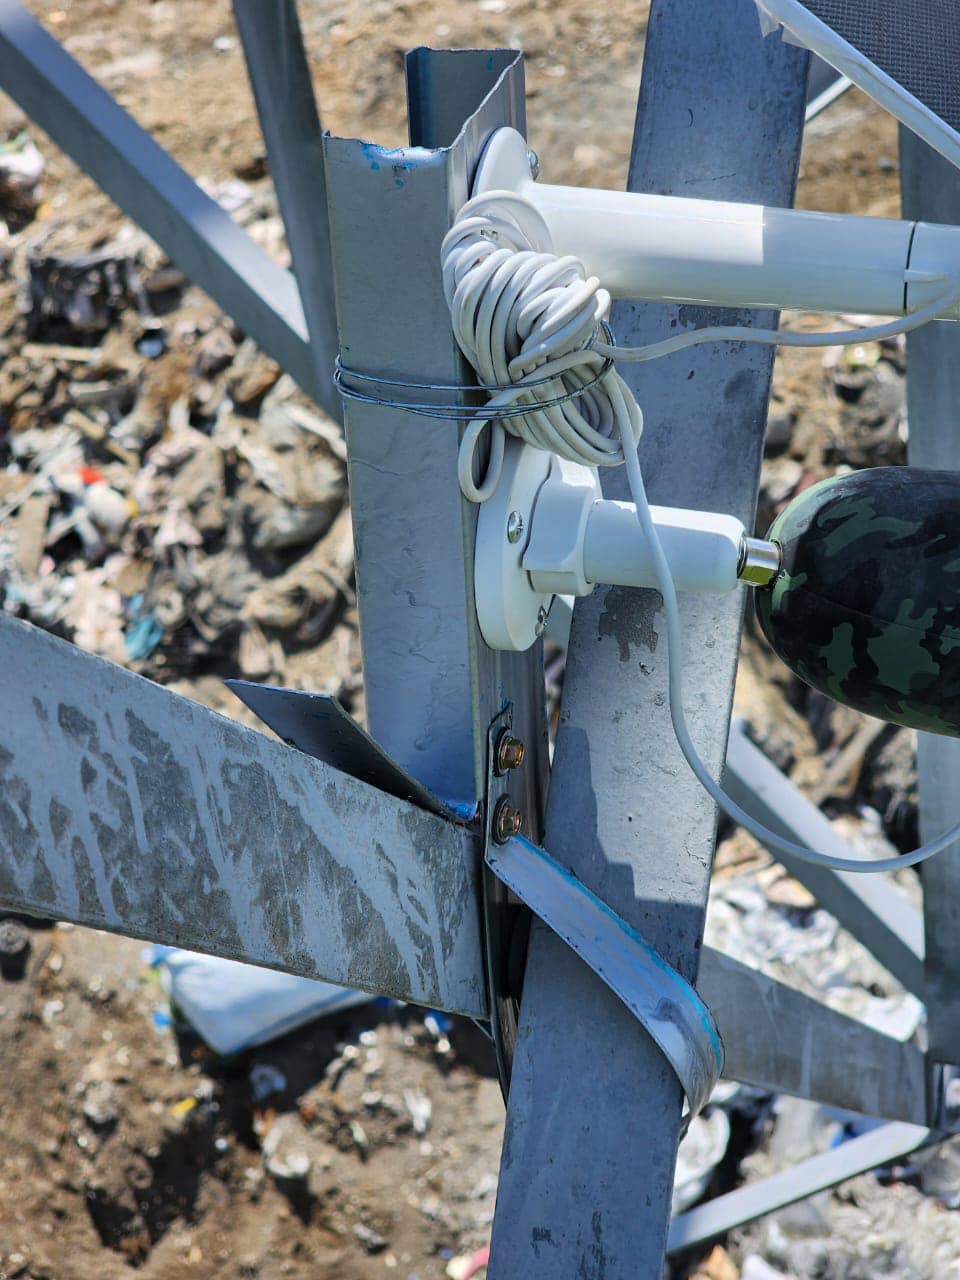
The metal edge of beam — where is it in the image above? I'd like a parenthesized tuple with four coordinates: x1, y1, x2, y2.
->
(0, 0, 320, 404)
(805, 53, 853, 122)
(667, 1120, 935, 1255)
(489, 835, 723, 1121)
(225, 681, 461, 819)
(321, 47, 546, 1087)
(321, 49, 546, 826)
(0, 613, 486, 1017)
(724, 721, 926, 998)
(900, 125, 960, 1064)
(487, 5, 808, 1275)
(232, 0, 342, 423)
(699, 947, 928, 1125)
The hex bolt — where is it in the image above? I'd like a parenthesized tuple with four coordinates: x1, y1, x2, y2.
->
(493, 797, 523, 843)
(527, 148, 541, 180)
(506, 511, 524, 544)
(535, 604, 548, 636)
(496, 731, 526, 774)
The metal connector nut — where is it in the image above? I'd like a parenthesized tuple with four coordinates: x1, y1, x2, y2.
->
(493, 798, 523, 843)
(495, 732, 526, 774)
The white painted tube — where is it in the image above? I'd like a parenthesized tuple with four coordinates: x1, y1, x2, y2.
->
(582, 501, 745, 595)
(535, 182, 915, 316)
(474, 128, 960, 321)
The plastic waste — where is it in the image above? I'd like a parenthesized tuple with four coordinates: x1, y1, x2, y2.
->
(146, 945, 375, 1055)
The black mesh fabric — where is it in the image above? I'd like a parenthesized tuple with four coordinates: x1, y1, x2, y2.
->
(798, 0, 960, 133)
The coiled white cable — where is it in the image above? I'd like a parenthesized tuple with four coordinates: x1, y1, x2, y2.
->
(442, 188, 960, 875)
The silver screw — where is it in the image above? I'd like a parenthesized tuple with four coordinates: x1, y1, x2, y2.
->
(527, 149, 541, 180)
(535, 604, 548, 636)
(506, 511, 524, 544)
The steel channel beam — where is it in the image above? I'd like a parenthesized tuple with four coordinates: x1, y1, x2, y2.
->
(667, 1120, 934, 1255)
(699, 948, 927, 1124)
(0, 614, 485, 1017)
(488, 7, 807, 1276)
(724, 722, 925, 997)
(322, 49, 546, 820)
(901, 127, 960, 1063)
(0, 0, 320, 405)
(232, 0, 342, 424)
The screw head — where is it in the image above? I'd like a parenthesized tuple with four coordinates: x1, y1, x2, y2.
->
(506, 511, 524, 545)
(496, 732, 526, 774)
(535, 604, 548, 636)
(527, 149, 541, 180)
(493, 798, 523, 843)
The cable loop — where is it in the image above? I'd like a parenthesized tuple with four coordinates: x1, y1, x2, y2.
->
(440, 189, 644, 501)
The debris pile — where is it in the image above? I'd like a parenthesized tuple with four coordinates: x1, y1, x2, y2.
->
(0, 155, 357, 710)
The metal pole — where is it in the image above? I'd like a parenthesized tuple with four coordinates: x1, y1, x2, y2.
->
(725, 723, 925, 997)
(901, 126, 960, 1063)
(0, 0, 318, 402)
(488, 5, 806, 1275)
(233, 0, 342, 423)
(322, 50, 547, 815)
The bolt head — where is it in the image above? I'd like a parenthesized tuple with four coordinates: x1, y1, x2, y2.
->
(506, 511, 524, 545)
(527, 149, 541, 180)
(493, 798, 523, 843)
(535, 603, 548, 636)
(496, 733, 526, 773)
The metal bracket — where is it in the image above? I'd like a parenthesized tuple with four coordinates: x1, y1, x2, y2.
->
(486, 834, 724, 1121)
(227, 681, 476, 823)
(482, 702, 531, 1094)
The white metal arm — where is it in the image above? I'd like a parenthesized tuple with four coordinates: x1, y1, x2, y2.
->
(476, 126, 960, 321)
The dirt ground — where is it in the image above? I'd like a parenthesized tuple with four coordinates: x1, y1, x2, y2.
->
(0, 1, 932, 1278)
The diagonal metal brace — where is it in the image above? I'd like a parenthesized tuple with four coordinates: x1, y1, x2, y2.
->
(486, 834, 723, 1120)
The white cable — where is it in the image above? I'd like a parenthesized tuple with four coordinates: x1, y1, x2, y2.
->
(442, 191, 643, 501)
(443, 188, 960, 874)
(594, 284, 960, 363)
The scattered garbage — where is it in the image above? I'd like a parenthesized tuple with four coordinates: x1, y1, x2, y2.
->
(146, 947, 375, 1055)
(446, 1246, 490, 1279)
(0, 182, 352, 702)
(673, 1107, 732, 1215)
(249, 1062, 288, 1102)
(261, 1112, 312, 1184)
(403, 1089, 433, 1136)
(0, 918, 31, 980)
(0, 129, 44, 229)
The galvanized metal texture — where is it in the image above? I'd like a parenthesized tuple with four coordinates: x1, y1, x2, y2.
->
(698, 948, 928, 1124)
(232, 0, 342, 423)
(323, 49, 547, 823)
(488, 835, 723, 1119)
(724, 721, 925, 997)
(667, 1120, 934, 1255)
(487, 5, 808, 1274)
(0, 614, 486, 1017)
(901, 127, 960, 1064)
(226, 682, 457, 820)
(0, 0, 321, 406)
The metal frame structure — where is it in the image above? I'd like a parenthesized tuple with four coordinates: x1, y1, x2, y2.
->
(0, 1, 956, 1276)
